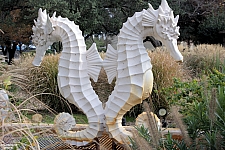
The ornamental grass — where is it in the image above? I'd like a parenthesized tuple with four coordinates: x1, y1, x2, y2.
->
(180, 44, 225, 77)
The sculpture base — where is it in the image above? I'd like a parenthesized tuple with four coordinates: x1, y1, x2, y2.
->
(2, 123, 182, 149)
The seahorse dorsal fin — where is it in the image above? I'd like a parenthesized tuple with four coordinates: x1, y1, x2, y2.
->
(86, 43, 103, 82)
(103, 44, 118, 84)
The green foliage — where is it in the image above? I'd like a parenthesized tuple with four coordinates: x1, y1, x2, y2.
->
(2, 76, 12, 90)
(162, 78, 204, 107)
(184, 102, 210, 139)
(183, 80, 224, 148)
(135, 125, 151, 144)
(129, 125, 155, 150)
(215, 86, 225, 148)
(85, 38, 106, 52)
(162, 62, 225, 111)
(128, 136, 139, 150)
(23, 0, 80, 24)
(197, 13, 225, 44)
(162, 132, 191, 150)
(209, 69, 225, 87)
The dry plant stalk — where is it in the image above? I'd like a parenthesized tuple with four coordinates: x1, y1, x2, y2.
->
(143, 101, 160, 148)
(121, 101, 157, 149)
(208, 88, 217, 123)
(131, 129, 152, 150)
(170, 106, 192, 146)
(120, 134, 133, 150)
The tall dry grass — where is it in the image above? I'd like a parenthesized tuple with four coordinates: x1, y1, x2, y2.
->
(147, 48, 187, 112)
(148, 48, 186, 89)
(16, 54, 75, 113)
(180, 44, 225, 77)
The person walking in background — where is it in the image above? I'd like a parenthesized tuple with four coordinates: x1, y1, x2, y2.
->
(8, 41, 17, 65)
(0, 29, 6, 55)
(5, 40, 11, 63)
(2, 43, 7, 56)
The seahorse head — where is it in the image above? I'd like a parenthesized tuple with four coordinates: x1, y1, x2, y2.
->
(32, 8, 58, 66)
(142, 0, 183, 62)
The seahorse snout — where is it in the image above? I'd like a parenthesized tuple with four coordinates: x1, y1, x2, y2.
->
(32, 58, 42, 66)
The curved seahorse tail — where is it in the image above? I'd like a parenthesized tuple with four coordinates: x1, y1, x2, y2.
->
(54, 112, 103, 146)
(104, 69, 153, 143)
(105, 118, 133, 144)
(55, 88, 104, 146)
(60, 125, 101, 145)
(54, 125, 101, 146)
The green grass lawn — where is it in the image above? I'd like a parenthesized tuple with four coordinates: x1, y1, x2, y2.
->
(24, 113, 88, 124)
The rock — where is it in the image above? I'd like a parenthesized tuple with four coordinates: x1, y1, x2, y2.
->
(32, 114, 43, 123)
(0, 89, 16, 122)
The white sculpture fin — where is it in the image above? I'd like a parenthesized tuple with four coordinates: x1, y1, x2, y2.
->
(103, 44, 118, 84)
(86, 43, 103, 82)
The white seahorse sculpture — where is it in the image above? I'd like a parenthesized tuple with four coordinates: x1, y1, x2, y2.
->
(103, 0, 183, 143)
(32, 9, 104, 146)
(32, 0, 183, 146)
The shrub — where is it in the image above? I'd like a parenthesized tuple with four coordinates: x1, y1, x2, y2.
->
(160, 66, 225, 148)
(128, 84, 225, 150)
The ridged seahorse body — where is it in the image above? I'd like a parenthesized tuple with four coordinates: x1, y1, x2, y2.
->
(103, 0, 183, 143)
(32, 10, 104, 146)
(56, 17, 104, 143)
(103, 11, 154, 143)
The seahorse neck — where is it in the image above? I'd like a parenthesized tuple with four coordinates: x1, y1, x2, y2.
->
(117, 20, 141, 50)
(116, 12, 153, 74)
(117, 11, 154, 52)
(56, 19, 86, 56)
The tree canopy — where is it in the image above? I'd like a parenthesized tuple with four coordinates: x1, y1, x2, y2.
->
(0, 0, 224, 45)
